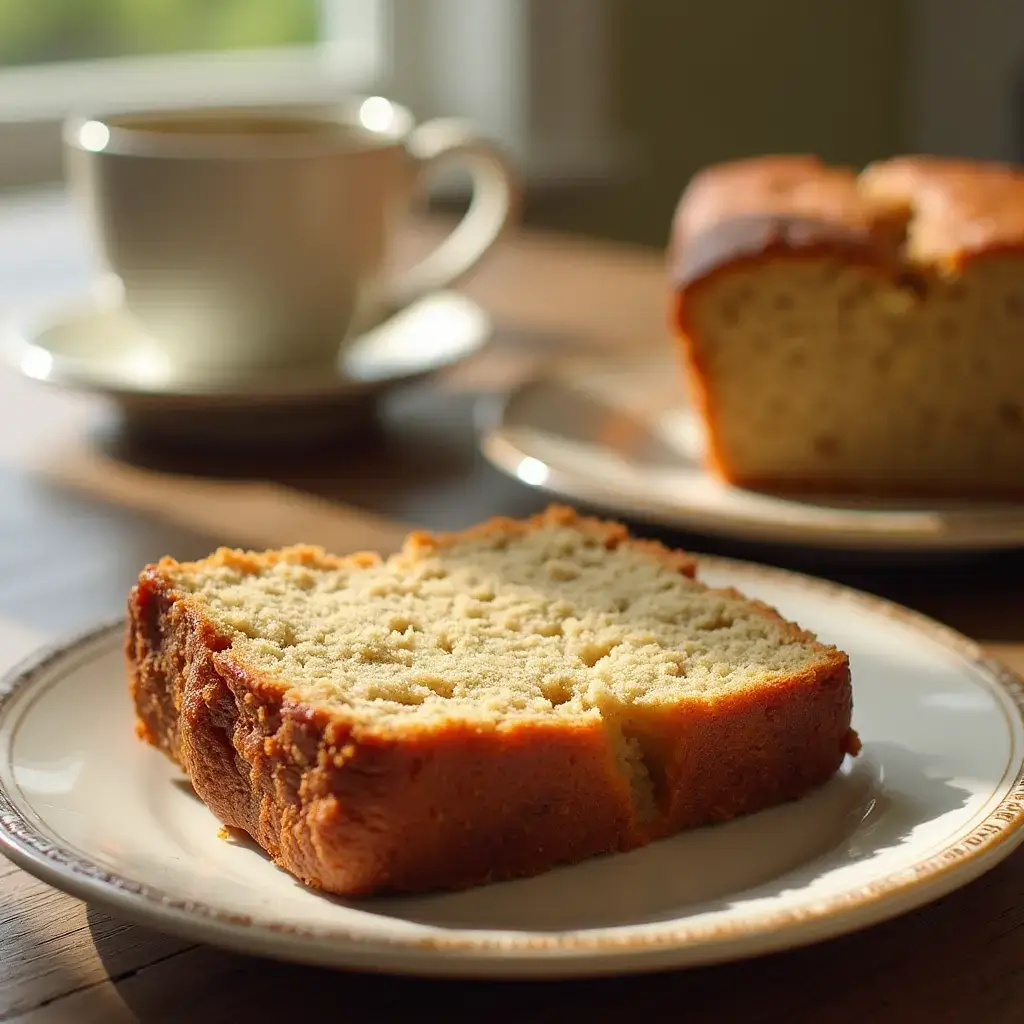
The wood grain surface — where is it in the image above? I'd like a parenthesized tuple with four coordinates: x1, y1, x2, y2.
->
(2, 193, 1024, 1023)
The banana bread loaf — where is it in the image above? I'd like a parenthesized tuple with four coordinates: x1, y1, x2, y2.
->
(127, 506, 858, 897)
(670, 154, 1024, 497)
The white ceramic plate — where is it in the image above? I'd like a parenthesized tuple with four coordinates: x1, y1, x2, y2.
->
(2, 560, 1024, 979)
(479, 352, 1024, 553)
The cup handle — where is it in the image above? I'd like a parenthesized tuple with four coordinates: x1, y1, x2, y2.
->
(390, 118, 520, 308)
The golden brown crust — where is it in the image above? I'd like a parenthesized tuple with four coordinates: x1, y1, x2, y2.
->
(859, 155, 1024, 267)
(627, 664, 856, 834)
(673, 155, 869, 240)
(670, 153, 1024, 290)
(668, 155, 911, 289)
(126, 507, 857, 897)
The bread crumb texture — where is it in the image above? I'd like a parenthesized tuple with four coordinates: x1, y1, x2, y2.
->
(165, 517, 834, 727)
(685, 256, 1024, 489)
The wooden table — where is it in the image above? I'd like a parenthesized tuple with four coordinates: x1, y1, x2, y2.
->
(2, 193, 1024, 1023)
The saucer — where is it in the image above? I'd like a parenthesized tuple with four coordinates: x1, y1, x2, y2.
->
(1, 291, 491, 447)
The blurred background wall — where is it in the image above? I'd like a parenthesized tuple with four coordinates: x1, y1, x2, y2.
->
(3, 0, 1024, 252)
(434, 0, 1024, 249)
(536, 0, 908, 248)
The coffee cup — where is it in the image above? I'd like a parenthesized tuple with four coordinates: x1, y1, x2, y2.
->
(63, 97, 518, 378)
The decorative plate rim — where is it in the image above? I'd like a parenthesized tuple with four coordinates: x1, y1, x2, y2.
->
(1, 556, 1024, 971)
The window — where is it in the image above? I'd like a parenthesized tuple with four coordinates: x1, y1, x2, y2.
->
(0, 0, 627, 191)
(0, 2, 321, 66)
(0, 0, 383, 188)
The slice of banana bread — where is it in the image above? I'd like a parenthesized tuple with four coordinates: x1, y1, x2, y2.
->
(127, 506, 858, 897)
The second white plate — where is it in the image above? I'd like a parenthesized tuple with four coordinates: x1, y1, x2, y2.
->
(479, 352, 1024, 553)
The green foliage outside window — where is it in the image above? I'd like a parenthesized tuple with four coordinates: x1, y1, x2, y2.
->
(0, 1, 319, 67)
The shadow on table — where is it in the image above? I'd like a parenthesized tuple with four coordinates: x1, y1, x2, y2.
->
(88, 323, 575, 531)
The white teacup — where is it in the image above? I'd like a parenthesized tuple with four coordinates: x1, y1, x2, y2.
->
(63, 98, 518, 378)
